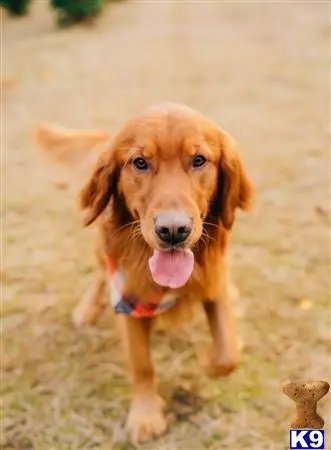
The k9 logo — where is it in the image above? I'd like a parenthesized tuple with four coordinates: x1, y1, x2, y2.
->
(289, 430, 325, 449)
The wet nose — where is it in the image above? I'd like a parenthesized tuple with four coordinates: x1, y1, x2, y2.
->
(154, 211, 192, 246)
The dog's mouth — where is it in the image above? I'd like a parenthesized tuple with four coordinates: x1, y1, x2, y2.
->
(148, 248, 194, 289)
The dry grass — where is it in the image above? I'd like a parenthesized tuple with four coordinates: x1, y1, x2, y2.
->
(2, 2, 331, 449)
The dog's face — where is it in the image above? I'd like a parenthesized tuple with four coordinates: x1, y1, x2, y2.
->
(81, 103, 253, 251)
(116, 115, 219, 250)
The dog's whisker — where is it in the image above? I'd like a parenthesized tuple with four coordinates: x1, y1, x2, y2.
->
(129, 224, 142, 241)
(108, 220, 141, 241)
(203, 221, 220, 229)
(201, 229, 216, 243)
(199, 234, 208, 249)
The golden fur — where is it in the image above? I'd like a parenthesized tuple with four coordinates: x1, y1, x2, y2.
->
(35, 102, 253, 443)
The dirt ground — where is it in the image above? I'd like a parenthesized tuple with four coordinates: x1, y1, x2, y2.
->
(2, 1, 330, 449)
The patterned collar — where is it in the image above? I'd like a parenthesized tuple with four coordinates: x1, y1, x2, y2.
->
(106, 255, 177, 318)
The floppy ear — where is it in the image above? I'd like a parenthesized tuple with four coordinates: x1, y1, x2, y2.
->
(217, 131, 254, 229)
(80, 150, 119, 226)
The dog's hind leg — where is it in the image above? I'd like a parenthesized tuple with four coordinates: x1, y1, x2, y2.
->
(203, 275, 239, 377)
(72, 267, 108, 327)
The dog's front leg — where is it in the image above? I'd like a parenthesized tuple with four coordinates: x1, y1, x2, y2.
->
(203, 283, 239, 377)
(121, 316, 166, 443)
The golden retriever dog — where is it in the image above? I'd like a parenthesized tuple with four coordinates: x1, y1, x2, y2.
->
(35, 102, 253, 443)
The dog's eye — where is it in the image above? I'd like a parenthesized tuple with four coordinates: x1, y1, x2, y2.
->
(192, 155, 207, 169)
(132, 157, 149, 172)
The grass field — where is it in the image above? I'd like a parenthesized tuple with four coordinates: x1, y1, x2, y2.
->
(2, 1, 330, 449)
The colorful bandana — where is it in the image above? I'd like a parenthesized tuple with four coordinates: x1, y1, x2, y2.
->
(106, 255, 177, 318)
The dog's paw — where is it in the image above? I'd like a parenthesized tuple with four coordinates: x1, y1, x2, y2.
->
(126, 394, 167, 443)
(205, 358, 238, 378)
(196, 345, 240, 378)
(72, 298, 105, 327)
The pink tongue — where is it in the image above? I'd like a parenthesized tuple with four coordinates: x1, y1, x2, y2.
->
(148, 249, 194, 289)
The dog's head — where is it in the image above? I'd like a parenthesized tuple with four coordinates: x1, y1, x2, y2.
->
(81, 103, 253, 245)
(35, 103, 253, 288)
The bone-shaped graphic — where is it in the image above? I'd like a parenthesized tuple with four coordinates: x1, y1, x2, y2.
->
(283, 380, 330, 429)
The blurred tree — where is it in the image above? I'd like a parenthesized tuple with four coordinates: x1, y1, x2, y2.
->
(50, 0, 105, 27)
(1, 0, 111, 26)
(0, 0, 31, 15)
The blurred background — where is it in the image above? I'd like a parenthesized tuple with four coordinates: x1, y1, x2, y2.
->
(2, 1, 330, 449)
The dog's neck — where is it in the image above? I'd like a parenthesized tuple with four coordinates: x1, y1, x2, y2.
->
(106, 254, 178, 316)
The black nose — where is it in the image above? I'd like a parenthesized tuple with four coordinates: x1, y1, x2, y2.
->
(155, 211, 192, 246)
